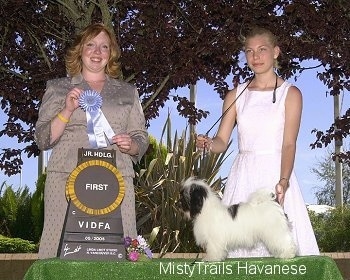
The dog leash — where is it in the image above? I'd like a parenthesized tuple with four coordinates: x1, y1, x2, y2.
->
(190, 252, 200, 266)
(201, 76, 254, 154)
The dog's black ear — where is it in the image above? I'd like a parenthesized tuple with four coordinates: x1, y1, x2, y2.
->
(189, 184, 208, 218)
(177, 189, 190, 212)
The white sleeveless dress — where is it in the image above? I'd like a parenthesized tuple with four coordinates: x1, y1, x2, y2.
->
(222, 81, 320, 257)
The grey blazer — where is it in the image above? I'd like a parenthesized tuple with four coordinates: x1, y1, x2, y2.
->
(35, 74, 149, 177)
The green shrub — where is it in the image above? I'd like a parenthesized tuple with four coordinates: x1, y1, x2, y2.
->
(0, 235, 37, 253)
(134, 117, 231, 256)
(309, 205, 350, 252)
(31, 173, 46, 243)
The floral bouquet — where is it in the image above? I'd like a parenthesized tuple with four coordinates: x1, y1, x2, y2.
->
(124, 235, 153, 262)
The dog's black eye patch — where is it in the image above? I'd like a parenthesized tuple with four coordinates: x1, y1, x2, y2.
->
(227, 203, 240, 219)
(190, 184, 208, 218)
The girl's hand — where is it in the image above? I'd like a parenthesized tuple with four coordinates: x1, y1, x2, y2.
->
(275, 183, 285, 207)
(196, 134, 212, 151)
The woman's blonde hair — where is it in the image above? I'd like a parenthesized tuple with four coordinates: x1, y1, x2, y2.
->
(65, 23, 122, 78)
(241, 26, 280, 68)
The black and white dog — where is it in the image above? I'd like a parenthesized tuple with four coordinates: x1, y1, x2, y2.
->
(178, 177, 297, 261)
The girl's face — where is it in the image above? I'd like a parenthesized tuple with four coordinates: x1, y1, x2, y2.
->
(244, 34, 280, 74)
(81, 31, 111, 74)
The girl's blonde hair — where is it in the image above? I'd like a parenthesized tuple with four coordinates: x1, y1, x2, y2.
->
(65, 23, 122, 78)
(241, 26, 280, 68)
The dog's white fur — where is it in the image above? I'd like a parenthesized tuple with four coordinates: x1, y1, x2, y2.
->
(180, 177, 297, 261)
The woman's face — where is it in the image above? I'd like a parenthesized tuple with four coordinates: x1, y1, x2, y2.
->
(81, 31, 111, 74)
(244, 34, 279, 74)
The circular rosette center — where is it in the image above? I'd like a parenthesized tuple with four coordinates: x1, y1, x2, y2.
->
(79, 90, 103, 112)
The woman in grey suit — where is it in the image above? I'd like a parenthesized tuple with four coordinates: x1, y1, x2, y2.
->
(35, 23, 149, 259)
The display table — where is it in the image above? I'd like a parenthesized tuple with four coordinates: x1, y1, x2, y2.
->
(23, 256, 343, 280)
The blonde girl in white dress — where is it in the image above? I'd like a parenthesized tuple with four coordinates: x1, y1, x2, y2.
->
(196, 26, 319, 257)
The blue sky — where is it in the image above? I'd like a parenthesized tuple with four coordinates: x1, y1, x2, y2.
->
(1, 66, 349, 204)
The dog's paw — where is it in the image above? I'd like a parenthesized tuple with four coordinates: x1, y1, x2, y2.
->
(276, 252, 296, 259)
(275, 247, 297, 259)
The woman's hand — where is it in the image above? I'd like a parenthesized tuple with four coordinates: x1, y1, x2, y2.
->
(65, 87, 83, 113)
(112, 133, 134, 154)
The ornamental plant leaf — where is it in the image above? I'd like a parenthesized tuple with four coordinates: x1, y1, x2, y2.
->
(134, 114, 231, 255)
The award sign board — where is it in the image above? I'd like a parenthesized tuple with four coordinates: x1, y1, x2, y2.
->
(58, 148, 126, 261)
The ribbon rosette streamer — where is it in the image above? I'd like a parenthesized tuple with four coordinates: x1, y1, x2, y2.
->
(79, 90, 115, 148)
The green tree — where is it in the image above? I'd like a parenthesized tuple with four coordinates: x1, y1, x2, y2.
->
(311, 147, 350, 206)
(133, 135, 167, 176)
(0, 183, 35, 241)
(309, 206, 350, 252)
(31, 173, 46, 243)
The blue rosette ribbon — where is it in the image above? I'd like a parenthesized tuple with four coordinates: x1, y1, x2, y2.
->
(79, 90, 115, 148)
